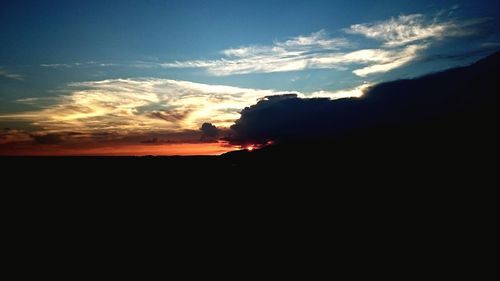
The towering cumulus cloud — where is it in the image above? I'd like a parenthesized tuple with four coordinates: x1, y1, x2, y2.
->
(200, 123, 219, 142)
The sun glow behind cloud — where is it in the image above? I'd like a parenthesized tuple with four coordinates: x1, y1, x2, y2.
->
(0, 78, 364, 144)
(1, 7, 494, 156)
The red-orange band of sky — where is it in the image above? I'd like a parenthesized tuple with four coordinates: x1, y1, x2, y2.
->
(0, 142, 238, 156)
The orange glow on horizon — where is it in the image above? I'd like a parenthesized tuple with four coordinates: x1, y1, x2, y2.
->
(0, 142, 238, 156)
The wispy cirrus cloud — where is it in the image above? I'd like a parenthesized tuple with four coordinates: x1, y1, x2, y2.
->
(0, 67, 23, 80)
(162, 13, 478, 77)
(345, 14, 454, 47)
(40, 61, 117, 68)
(162, 30, 352, 75)
(351, 44, 428, 76)
(34, 13, 483, 78)
(163, 38, 427, 77)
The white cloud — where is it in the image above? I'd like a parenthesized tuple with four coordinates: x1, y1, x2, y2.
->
(306, 44, 425, 75)
(480, 42, 500, 48)
(40, 63, 73, 68)
(163, 43, 423, 77)
(0, 78, 365, 137)
(220, 30, 349, 58)
(161, 30, 352, 75)
(310, 83, 372, 99)
(40, 62, 117, 68)
(161, 13, 482, 77)
(352, 44, 427, 76)
(278, 30, 349, 49)
(0, 67, 23, 80)
(346, 14, 453, 47)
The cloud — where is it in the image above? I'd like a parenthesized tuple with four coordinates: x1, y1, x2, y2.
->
(200, 123, 219, 142)
(306, 44, 427, 76)
(140, 138, 159, 144)
(0, 78, 369, 144)
(40, 63, 73, 68)
(31, 133, 63, 145)
(163, 40, 424, 77)
(0, 67, 23, 80)
(310, 83, 371, 99)
(161, 13, 481, 77)
(0, 129, 32, 144)
(228, 94, 349, 145)
(227, 51, 499, 145)
(345, 14, 454, 47)
(351, 44, 427, 76)
(1, 129, 75, 146)
(162, 30, 352, 75)
(0, 79, 288, 137)
(148, 108, 193, 122)
(40, 62, 117, 69)
(480, 42, 500, 48)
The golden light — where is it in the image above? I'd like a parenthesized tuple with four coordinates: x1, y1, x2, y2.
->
(0, 142, 239, 156)
(245, 145, 255, 151)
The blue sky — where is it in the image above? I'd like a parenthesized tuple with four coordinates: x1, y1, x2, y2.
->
(1, 0, 499, 153)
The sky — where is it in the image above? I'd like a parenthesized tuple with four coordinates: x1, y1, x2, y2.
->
(1, 0, 499, 155)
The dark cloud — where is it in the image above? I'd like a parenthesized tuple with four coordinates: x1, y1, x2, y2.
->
(31, 133, 63, 145)
(228, 51, 500, 145)
(141, 138, 159, 144)
(200, 123, 219, 142)
(148, 109, 192, 122)
(91, 132, 118, 139)
(121, 130, 205, 145)
(66, 132, 84, 136)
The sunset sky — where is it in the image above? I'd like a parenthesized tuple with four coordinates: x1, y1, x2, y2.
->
(1, 0, 499, 155)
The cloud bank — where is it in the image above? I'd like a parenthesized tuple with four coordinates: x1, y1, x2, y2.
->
(228, 51, 499, 145)
(0, 78, 364, 145)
